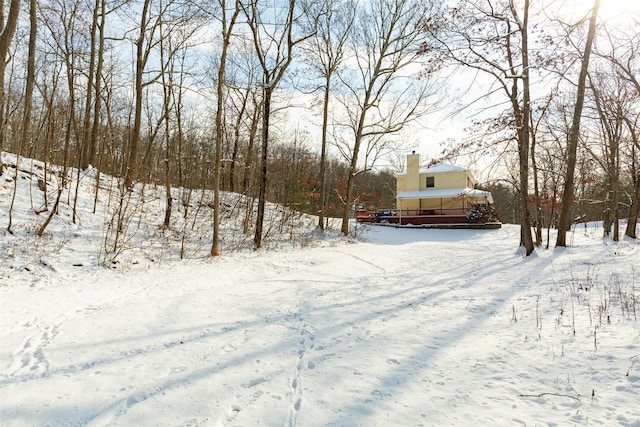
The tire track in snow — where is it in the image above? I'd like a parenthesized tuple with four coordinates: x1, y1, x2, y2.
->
(332, 249, 388, 275)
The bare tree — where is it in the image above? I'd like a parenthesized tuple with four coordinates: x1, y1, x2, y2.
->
(222, 40, 263, 196)
(625, 122, 640, 238)
(515, 0, 534, 254)
(0, 0, 20, 177)
(530, 91, 560, 245)
(226, 83, 251, 193)
(430, 0, 535, 255)
(159, 2, 175, 231)
(37, 0, 88, 235)
(7, 0, 36, 232)
(556, 0, 601, 247)
(77, 0, 101, 171)
(153, 0, 206, 230)
(586, 70, 631, 240)
(301, 0, 356, 230)
(594, 22, 640, 239)
(211, 0, 241, 256)
(124, 0, 160, 191)
(90, 0, 110, 213)
(336, 0, 439, 236)
(242, 0, 313, 249)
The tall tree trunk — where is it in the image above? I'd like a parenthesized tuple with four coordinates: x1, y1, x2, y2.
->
(124, 0, 151, 191)
(318, 74, 330, 230)
(625, 131, 639, 238)
(518, 0, 534, 256)
(556, 0, 600, 247)
(159, 7, 173, 230)
(340, 88, 370, 236)
(21, 0, 36, 157)
(531, 120, 542, 245)
(7, 0, 35, 232)
(212, 0, 240, 256)
(0, 0, 20, 176)
(626, 162, 640, 238)
(229, 87, 249, 193)
(39, 105, 74, 237)
(80, 0, 101, 170)
(244, 0, 303, 249)
(605, 132, 620, 241)
(243, 99, 259, 195)
(306, 0, 354, 231)
(91, 0, 106, 213)
(254, 85, 272, 249)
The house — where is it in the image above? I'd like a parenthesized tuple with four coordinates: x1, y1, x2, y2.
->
(358, 152, 498, 227)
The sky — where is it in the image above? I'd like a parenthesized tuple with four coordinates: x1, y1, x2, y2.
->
(1, 151, 639, 426)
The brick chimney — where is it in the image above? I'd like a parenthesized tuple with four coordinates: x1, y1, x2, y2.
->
(406, 152, 420, 192)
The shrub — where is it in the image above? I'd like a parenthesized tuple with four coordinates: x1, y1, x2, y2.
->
(466, 204, 498, 223)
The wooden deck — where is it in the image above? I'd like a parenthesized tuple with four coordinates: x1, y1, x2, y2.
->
(370, 221, 502, 229)
(356, 209, 502, 229)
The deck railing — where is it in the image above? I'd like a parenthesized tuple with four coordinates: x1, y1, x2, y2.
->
(367, 207, 470, 218)
(356, 207, 472, 223)
(395, 207, 470, 216)
(356, 206, 499, 226)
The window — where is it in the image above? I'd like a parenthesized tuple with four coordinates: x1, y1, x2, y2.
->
(426, 176, 435, 188)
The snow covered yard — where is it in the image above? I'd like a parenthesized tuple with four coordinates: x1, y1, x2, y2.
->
(1, 154, 639, 426)
(1, 223, 638, 426)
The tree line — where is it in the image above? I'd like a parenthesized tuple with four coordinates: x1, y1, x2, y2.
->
(1, 0, 434, 256)
(0, 0, 638, 258)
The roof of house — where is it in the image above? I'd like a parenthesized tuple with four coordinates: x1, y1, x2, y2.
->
(421, 162, 467, 174)
(395, 161, 468, 176)
(396, 187, 494, 203)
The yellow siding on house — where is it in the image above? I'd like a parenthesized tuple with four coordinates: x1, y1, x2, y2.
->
(402, 198, 420, 212)
(406, 153, 420, 191)
(421, 171, 468, 190)
(396, 175, 407, 193)
(416, 198, 467, 215)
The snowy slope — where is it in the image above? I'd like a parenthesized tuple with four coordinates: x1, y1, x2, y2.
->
(1, 153, 639, 426)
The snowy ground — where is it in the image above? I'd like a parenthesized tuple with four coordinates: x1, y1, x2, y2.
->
(1, 153, 639, 426)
